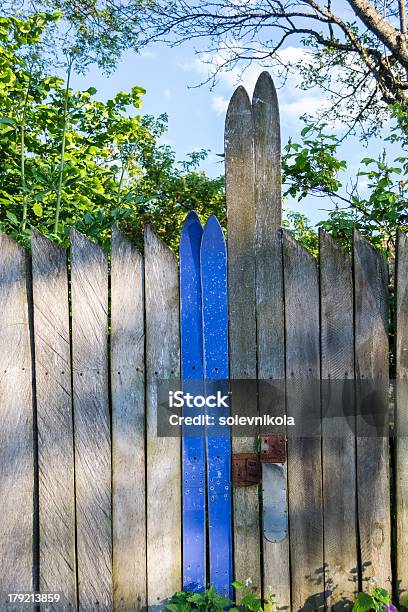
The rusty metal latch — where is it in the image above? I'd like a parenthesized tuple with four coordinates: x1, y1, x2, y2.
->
(260, 434, 286, 464)
(233, 453, 261, 486)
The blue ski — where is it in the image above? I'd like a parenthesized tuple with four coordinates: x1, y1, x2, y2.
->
(200, 215, 233, 598)
(180, 211, 206, 592)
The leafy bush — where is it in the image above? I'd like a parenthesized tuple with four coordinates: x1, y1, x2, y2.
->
(166, 583, 408, 612)
(166, 581, 276, 612)
(0, 12, 225, 250)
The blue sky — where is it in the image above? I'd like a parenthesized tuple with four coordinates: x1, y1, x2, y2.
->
(71, 39, 396, 225)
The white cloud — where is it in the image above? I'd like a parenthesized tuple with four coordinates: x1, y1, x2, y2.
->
(184, 43, 316, 108)
(212, 95, 229, 115)
(164, 89, 171, 98)
(281, 94, 324, 118)
(187, 46, 265, 95)
(183, 42, 336, 128)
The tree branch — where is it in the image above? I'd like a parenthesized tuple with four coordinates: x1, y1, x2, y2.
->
(346, 0, 408, 67)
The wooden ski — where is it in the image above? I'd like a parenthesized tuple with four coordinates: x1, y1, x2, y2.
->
(201, 215, 233, 598)
(180, 211, 206, 592)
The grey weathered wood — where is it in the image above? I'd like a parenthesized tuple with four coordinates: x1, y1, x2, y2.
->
(70, 229, 112, 610)
(319, 230, 357, 609)
(111, 227, 146, 611)
(253, 72, 289, 610)
(225, 85, 261, 591)
(31, 229, 76, 610)
(395, 229, 408, 601)
(353, 230, 391, 588)
(253, 72, 283, 377)
(144, 226, 181, 606)
(0, 233, 34, 610)
(283, 231, 324, 611)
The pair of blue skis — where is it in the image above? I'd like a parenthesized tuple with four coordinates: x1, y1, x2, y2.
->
(180, 211, 232, 598)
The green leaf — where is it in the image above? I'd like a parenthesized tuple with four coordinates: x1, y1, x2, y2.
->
(232, 581, 245, 590)
(6, 211, 18, 225)
(352, 592, 376, 612)
(372, 587, 391, 605)
(32, 202, 43, 217)
(83, 212, 94, 224)
(0, 116, 17, 127)
(301, 126, 312, 137)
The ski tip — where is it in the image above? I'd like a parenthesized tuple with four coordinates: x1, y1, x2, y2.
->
(202, 215, 225, 246)
(183, 210, 202, 228)
(180, 210, 203, 252)
(252, 71, 279, 111)
(204, 214, 222, 231)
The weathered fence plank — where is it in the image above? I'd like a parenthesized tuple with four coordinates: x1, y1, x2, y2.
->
(70, 229, 112, 610)
(111, 227, 146, 611)
(353, 230, 391, 588)
(144, 226, 181, 606)
(319, 230, 357, 609)
(0, 234, 34, 610)
(225, 85, 260, 591)
(395, 229, 408, 601)
(31, 229, 76, 609)
(253, 72, 289, 609)
(283, 231, 324, 611)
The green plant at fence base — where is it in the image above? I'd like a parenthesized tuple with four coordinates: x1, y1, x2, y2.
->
(166, 581, 276, 612)
(352, 588, 393, 611)
(167, 583, 408, 612)
(352, 587, 408, 611)
(232, 581, 276, 612)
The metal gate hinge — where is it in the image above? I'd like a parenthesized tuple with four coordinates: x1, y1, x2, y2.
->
(260, 434, 286, 464)
(233, 453, 261, 486)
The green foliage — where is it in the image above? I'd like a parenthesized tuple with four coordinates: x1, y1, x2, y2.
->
(166, 582, 276, 612)
(166, 584, 408, 612)
(0, 11, 405, 258)
(352, 587, 396, 612)
(283, 124, 347, 201)
(232, 581, 276, 612)
(166, 586, 233, 612)
(0, 12, 225, 250)
(318, 153, 407, 255)
(282, 119, 407, 257)
(282, 210, 319, 256)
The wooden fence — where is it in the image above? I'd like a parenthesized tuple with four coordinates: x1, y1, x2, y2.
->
(0, 70, 407, 611)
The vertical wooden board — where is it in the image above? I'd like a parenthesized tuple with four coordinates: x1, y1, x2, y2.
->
(31, 229, 76, 609)
(353, 230, 391, 588)
(111, 227, 146, 611)
(319, 231, 358, 609)
(395, 229, 408, 601)
(144, 226, 181, 606)
(225, 86, 261, 590)
(283, 231, 324, 611)
(70, 229, 112, 610)
(0, 233, 34, 610)
(253, 72, 289, 610)
(253, 71, 283, 377)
